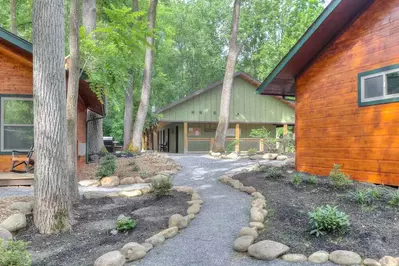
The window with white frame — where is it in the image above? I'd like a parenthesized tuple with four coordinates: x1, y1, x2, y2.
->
(359, 66, 399, 106)
(1, 97, 34, 151)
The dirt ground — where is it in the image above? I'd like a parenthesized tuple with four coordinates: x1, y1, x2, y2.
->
(0, 196, 32, 222)
(16, 191, 189, 266)
(234, 171, 399, 258)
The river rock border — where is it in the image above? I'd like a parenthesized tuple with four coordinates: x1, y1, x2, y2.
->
(218, 170, 399, 265)
(94, 186, 202, 266)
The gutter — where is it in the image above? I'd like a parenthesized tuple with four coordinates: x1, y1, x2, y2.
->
(85, 105, 106, 164)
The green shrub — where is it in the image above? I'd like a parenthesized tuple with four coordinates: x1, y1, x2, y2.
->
(139, 170, 150, 178)
(329, 164, 352, 189)
(291, 172, 303, 186)
(96, 155, 116, 178)
(0, 240, 31, 266)
(250, 127, 277, 153)
(264, 167, 284, 179)
(116, 215, 136, 232)
(247, 148, 257, 156)
(388, 190, 399, 207)
(152, 176, 173, 197)
(226, 139, 240, 153)
(308, 205, 350, 237)
(307, 175, 318, 185)
(351, 188, 381, 206)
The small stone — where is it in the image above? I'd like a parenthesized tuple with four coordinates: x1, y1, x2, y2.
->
(0, 213, 26, 232)
(364, 258, 382, 266)
(141, 243, 153, 252)
(158, 227, 178, 239)
(276, 155, 288, 161)
(135, 176, 145, 183)
(247, 240, 290, 260)
(282, 254, 307, 262)
(249, 222, 264, 230)
(210, 152, 221, 157)
(141, 187, 152, 195)
(100, 176, 120, 187)
(263, 153, 278, 160)
(251, 192, 265, 200)
(174, 186, 194, 194)
(252, 198, 266, 208)
(120, 177, 136, 185)
(0, 228, 13, 244)
(120, 242, 147, 262)
(219, 175, 232, 184)
(107, 192, 119, 198)
(239, 186, 257, 194)
(168, 214, 188, 229)
(145, 234, 165, 247)
(110, 229, 118, 235)
(78, 179, 100, 187)
(308, 251, 329, 264)
(284, 158, 295, 169)
(118, 190, 142, 198)
(239, 227, 258, 239)
(250, 208, 265, 223)
(379, 256, 398, 266)
(186, 214, 195, 220)
(187, 203, 201, 215)
(191, 193, 201, 200)
(249, 155, 263, 160)
(225, 152, 239, 159)
(83, 191, 109, 199)
(329, 250, 361, 265)
(10, 201, 33, 214)
(230, 180, 243, 189)
(187, 200, 203, 205)
(233, 235, 255, 252)
(94, 250, 126, 266)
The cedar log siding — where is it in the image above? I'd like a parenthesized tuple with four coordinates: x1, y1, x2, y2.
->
(296, 0, 399, 186)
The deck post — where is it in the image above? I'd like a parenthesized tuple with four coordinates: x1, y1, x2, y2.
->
(141, 133, 145, 151)
(144, 130, 148, 151)
(235, 123, 240, 153)
(153, 127, 158, 151)
(283, 124, 288, 136)
(210, 138, 214, 151)
(184, 122, 188, 154)
(259, 139, 264, 152)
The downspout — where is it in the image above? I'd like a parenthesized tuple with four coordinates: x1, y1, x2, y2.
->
(85, 105, 106, 164)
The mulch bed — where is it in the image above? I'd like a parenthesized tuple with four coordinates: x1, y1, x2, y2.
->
(234, 171, 399, 258)
(16, 191, 189, 266)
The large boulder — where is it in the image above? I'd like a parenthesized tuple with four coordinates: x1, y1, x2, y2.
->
(276, 155, 288, 161)
(308, 250, 329, 264)
(233, 235, 255, 252)
(0, 228, 13, 244)
(120, 177, 136, 185)
(10, 201, 33, 214)
(0, 213, 26, 232)
(101, 176, 120, 187)
(263, 153, 278, 160)
(168, 214, 188, 229)
(247, 240, 290, 260)
(78, 179, 100, 187)
(94, 250, 126, 266)
(120, 242, 147, 262)
(329, 250, 361, 265)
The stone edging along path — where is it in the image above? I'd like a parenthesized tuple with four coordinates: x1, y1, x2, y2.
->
(94, 186, 202, 266)
(218, 168, 399, 266)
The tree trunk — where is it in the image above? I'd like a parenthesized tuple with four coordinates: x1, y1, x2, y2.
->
(212, 0, 241, 152)
(10, 0, 16, 34)
(66, 0, 81, 203)
(131, 0, 158, 152)
(32, 0, 71, 234)
(83, 0, 96, 35)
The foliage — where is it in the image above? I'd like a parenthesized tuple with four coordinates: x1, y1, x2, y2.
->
(250, 127, 277, 153)
(247, 148, 257, 156)
(264, 167, 284, 179)
(307, 175, 318, 185)
(116, 214, 136, 232)
(388, 190, 399, 207)
(152, 176, 173, 197)
(291, 172, 303, 186)
(139, 170, 150, 178)
(96, 154, 117, 178)
(278, 135, 295, 154)
(308, 205, 350, 237)
(226, 139, 240, 153)
(0, 240, 31, 266)
(329, 164, 352, 189)
(350, 188, 381, 206)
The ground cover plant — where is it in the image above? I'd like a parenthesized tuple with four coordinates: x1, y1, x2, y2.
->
(0, 240, 31, 266)
(96, 154, 117, 178)
(308, 205, 350, 237)
(152, 176, 173, 197)
(329, 164, 353, 189)
(264, 167, 284, 179)
(116, 214, 137, 232)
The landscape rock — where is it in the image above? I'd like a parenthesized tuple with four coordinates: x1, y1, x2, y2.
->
(135, 176, 146, 183)
(247, 240, 290, 260)
(168, 214, 188, 229)
(249, 155, 263, 160)
(284, 158, 295, 169)
(329, 250, 361, 265)
(0, 213, 26, 232)
(101, 176, 120, 187)
(141, 243, 153, 252)
(249, 222, 264, 230)
(233, 235, 255, 252)
(210, 152, 221, 157)
(250, 208, 265, 222)
(282, 254, 307, 262)
(263, 153, 278, 160)
(186, 214, 195, 220)
(230, 180, 243, 189)
(251, 192, 265, 200)
(94, 250, 126, 266)
(120, 242, 147, 262)
(225, 152, 239, 159)
(239, 227, 258, 239)
(379, 256, 399, 266)
(10, 201, 33, 214)
(145, 234, 165, 247)
(191, 193, 201, 200)
(118, 190, 142, 198)
(83, 191, 109, 199)
(0, 228, 13, 244)
(363, 258, 382, 266)
(252, 198, 266, 208)
(158, 226, 178, 239)
(239, 186, 257, 194)
(276, 155, 288, 161)
(120, 177, 136, 185)
(308, 251, 329, 264)
(78, 179, 100, 187)
(174, 186, 194, 194)
(187, 203, 201, 215)
(187, 200, 204, 205)
(141, 187, 152, 194)
(219, 175, 232, 184)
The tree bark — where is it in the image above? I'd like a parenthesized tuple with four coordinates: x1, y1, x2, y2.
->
(10, 0, 16, 34)
(212, 0, 241, 152)
(32, 0, 71, 234)
(131, 0, 158, 152)
(83, 0, 96, 35)
(66, 0, 81, 203)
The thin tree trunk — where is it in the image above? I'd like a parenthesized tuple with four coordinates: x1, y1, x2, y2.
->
(33, 0, 71, 234)
(66, 0, 81, 203)
(212, 0, 241, 152)
(10, 0, 16, 34)
(131, 0, 158, 152)
(83, 0, 96, 34)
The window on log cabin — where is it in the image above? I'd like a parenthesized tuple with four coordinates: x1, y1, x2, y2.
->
(0, 97, 34, 152)
(359, 65, 399, 106)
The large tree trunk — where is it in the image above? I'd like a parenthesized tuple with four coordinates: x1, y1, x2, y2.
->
(131, 0, 158, 152)
(83, 0, 96, 34)
(212, 0, 241, 152)
(10, 0, 16, 34)
(66, 0, 81, 203)
(32, 0, 71, 234)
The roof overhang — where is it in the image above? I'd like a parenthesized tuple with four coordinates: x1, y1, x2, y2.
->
(256, 0, 374, 96)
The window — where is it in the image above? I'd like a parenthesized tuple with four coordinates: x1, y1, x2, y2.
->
(1, 97, 34, 151)
(359, 65, 399, 106)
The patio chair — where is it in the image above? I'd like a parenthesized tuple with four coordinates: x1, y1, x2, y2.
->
(10, 146, 34, 173)
(160, 141, 169, 152)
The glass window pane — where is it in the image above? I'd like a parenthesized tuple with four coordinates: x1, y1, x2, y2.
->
(4, 100, 33, 124)
(387, 71, 399, 95)
(364, 75, 384, 99)
(4, 126, 34, 150)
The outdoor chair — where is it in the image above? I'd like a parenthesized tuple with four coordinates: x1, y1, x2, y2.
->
(160, 141, 169, 152)
(10, 146, 34, 173)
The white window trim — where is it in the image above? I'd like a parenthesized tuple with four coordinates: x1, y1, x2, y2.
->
(1, 97, 34, 152)
(360, 67, 399, 103)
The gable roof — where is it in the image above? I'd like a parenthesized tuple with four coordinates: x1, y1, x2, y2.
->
(156, 72, 294, 114)
(256, 0, 374, 96)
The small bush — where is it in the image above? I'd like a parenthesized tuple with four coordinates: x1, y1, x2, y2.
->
(152, 176, 173, 197)
(0, 240, 31, 266)
(308, 205, 350, 237)
(247, 148, 257, 156)
(250, 127, 277, 153)
(264, 167, 284, 179)
(329, 164, 352, 189)
(116, 214, 136, 232)
(291, 172, 303, 186)
(226, 139, 240, 153)
(96, 155, 116, 178)
(139, 170, 150, 178)
(351, 188, 381, 206)
(307, 175, 318, 185)
(388, 190, 399, 207)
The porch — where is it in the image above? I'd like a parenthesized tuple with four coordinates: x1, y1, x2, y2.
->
(0, 172, 34, 186)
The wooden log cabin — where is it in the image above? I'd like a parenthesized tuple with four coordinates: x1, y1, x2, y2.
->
(0, 27, 103, 184)
(257, 0, 399, 186)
